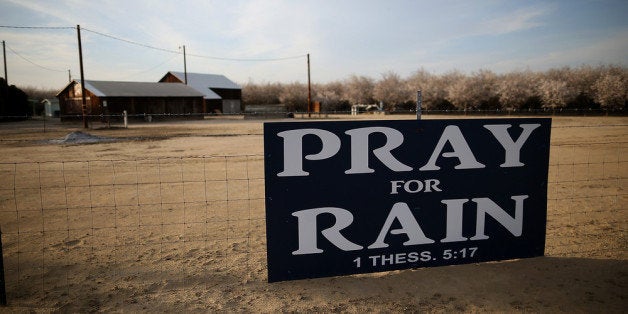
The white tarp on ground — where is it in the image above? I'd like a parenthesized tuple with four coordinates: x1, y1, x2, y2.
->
(48, 131, 118, 144)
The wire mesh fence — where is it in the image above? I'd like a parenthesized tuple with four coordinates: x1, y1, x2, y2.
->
(0, 132, 626, 309)
(546, 141, 627, 258)
(3, 107, 627, 133)
(0, 155, 266, 309)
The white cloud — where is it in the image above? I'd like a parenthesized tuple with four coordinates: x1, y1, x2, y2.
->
(1, 0, 626, 88)
(473, 5, 550, 36)
(224, 0, 315, 57)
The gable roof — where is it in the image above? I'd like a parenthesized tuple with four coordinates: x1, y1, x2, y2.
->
(60, 80, 205, 98)
(162, 71, 241, 100)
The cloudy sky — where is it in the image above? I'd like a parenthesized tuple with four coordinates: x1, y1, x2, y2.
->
(0, 0, 626, 89)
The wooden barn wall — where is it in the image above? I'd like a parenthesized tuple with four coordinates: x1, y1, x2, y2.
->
(159, 73, 181, 83)
(59, 94, 204, 121)
(58, 85, 102, 121)
(102, 97, 204, 119)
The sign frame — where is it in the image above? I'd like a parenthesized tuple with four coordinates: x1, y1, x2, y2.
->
(264, 118, 551, 282)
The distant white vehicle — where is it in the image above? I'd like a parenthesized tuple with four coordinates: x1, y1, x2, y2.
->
(351, 103, 381, 115)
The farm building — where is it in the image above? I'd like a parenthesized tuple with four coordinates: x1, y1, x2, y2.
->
(56, 80, 205, 121)
(41, 98, 60, 117)
(159, 71, 242, 114)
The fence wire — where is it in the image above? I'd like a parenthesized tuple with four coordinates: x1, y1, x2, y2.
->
(0, 155, 266, 309)
(545, 141, 627, 258)
(0, 136, 626, 309)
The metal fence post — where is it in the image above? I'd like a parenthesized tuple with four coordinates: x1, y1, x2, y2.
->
(417, 90, 422, 120)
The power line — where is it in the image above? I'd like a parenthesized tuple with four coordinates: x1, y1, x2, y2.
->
(5, 44, 67, 72)
(0, 25, 74, 30)
(2, 24, 306, 70)
(2, 24, 306, 62)
(81, 27, 180, 54)
(119, 54, 180, 80)
(187, 52, 307, 62)
(81, 27, 306, 62)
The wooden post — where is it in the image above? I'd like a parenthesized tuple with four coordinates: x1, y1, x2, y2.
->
(0, 226, 7, 306)
(77, 25, 88, 129)
(1, 41, 7, 118)
(183, 45, 187, 85)
(2, 41, 7, 84)
(307, 53, 311, 118)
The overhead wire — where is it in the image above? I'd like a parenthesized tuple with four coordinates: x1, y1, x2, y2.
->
(80, 27, 306, 62)
(1, 25, 73, 73)
(119, 54, 180, 80)
(5, 44, 67, 73)
(186, 52, 307, 62)
(1, 24, 307, 83)
(2, 25, 306, 62)
(81, 27, 180, 54)
(0, 25, 74, 30)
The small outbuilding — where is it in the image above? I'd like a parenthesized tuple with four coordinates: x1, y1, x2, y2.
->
(159, 71, 242, 114)
(41, 98, 60, 117)
(56, 80, 205, 121)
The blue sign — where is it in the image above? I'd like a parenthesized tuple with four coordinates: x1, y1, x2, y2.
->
(264, 118, 551, 282)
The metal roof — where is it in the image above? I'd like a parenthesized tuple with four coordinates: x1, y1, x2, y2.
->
(81, 80, 205, 98)
(166, 72, 241, 100)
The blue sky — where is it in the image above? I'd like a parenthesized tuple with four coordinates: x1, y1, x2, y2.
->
(0, 0, 626, 89)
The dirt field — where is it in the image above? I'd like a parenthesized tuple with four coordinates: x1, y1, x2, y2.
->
(0, 114, 626, 312)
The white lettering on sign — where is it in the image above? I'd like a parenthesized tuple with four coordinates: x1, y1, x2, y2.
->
(367, 202, 435, 249)
(470, 195, 528, 240)
(291, 195, 529, 255)
(277, 129, 341, 177)
(390, 179, 442, 194)
(440, 195, 528, 242)
(483, 124, 540, 167)
(291, 207, 363, 255)
(369, 202, 434, 249)
(344, 127, 412, 174)
(418, 125, 485, 171)
(276, 124, 540, 177)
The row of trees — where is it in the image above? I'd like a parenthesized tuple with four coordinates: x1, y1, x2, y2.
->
(242, 65, 627, 113)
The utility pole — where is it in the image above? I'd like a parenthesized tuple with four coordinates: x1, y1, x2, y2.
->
(2, 40, 7, 84)
(77, 25, 88, 129)
(307, 53, 311, 118)
(182, 45, 187, 84)
(68, 69, 71, 83)
(1, 40, 6, 118)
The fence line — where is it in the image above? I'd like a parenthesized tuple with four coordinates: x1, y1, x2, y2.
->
(0, 135, 626, 308)
(545, 141, 627, 258)
(2, 108, 626, 126)
(0, 155, 266, 308)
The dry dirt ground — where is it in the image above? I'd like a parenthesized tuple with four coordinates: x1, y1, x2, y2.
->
(0, 114, 626, 312)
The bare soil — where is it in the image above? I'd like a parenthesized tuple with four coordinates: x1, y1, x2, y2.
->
(0, 115, 626, 312)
